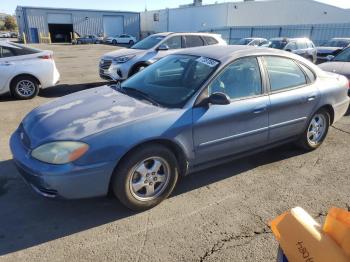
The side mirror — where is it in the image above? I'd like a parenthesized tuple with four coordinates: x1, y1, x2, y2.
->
(157, 44, 169, 51)
(326, 55, 335, 61)
(208, 92, 230, 105)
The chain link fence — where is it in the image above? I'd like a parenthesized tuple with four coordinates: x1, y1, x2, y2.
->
(203, 23, 350, 45)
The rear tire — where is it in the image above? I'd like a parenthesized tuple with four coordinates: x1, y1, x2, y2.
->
(10, 75, 39, 100)
(111, 144, 179, 211)
(129, 40, 135, 46)
(296, 109, 330, 151)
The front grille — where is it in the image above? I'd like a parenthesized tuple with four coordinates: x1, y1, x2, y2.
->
(100, 59, 112, 70)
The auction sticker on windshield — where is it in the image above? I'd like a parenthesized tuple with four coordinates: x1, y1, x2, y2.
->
(196, 57, 219, 67)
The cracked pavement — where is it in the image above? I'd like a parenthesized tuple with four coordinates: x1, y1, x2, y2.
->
(0, 44, 350, 261)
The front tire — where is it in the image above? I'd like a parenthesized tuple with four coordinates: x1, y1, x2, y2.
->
(297, 109, 330, 150)
(129, 40, 135, 46)
(111, 144, 179, 211)
(112, 40, 117, 45)
(10, 75, 39, 100)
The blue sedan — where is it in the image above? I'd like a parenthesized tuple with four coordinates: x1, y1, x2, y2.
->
(10, 46, 350, 210)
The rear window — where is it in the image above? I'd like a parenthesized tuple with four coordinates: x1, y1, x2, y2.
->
(299, 63, 316, 82)
(185, 35, 205, 48)
(203, 36, 219, 45)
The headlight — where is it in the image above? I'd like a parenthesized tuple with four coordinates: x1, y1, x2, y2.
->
(113, 55, 135, 63)
(31, 141, 89, 164)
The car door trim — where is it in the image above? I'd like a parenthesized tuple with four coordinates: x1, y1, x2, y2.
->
(198, 126, 269, 148)
(269, 117, 307, 130)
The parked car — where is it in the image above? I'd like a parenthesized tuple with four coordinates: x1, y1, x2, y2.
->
(269, 38, 317, 63)
(0, 32, 11, 38)
(105, 34, 137, 45)
(319, 46, 350, 95)
(10, 32, 18, 38)
(316, 38, 350, 63)
(72, 35, 103, 45)
(11, 45, 349, 210)
(99, 32, 227, 81)
(0, 41, 60, 99)
(235, 37, 269, 47)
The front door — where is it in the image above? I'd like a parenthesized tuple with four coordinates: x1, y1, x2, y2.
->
(192, 57, 270, 164)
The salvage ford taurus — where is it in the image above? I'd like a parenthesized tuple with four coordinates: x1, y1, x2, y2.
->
(10, 46, 350, 210)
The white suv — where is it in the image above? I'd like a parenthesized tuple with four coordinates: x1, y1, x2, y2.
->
(99, 32, 227, 81)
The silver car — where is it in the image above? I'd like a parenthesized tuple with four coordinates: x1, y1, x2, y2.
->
(99, 32, 227, 81)
(11, 45, 349, 211)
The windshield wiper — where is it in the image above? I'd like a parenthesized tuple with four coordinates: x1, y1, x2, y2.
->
(122, 87, 161, 107)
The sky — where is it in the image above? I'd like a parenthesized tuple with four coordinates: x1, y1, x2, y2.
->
(1, 0, 350, 14)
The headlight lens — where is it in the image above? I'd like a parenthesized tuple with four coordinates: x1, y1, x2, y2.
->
(31, 141, 89, 164)
(113, 55, 135, 63)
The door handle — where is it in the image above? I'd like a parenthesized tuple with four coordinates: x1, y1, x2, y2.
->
(253, 106, 267, 114)
(307, 96, 316, 102)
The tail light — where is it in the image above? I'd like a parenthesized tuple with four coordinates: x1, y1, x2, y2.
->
(38, 54, 52, 60)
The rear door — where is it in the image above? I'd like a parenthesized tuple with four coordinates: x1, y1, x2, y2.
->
(262, 56, 320, 142)
(192, 57, 270, 164)
(0, 46, 16, 93)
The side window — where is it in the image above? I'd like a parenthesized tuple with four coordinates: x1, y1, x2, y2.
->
(1, 47, 15, 58)
(264, 56, 307, 91)
(285, 42, 297, 51)
(185, 35, 205, 48)
(208, 57, 262, 100)
(203, 36, 219, 45)
(297, 41, 308, 49)
(163, 36, 182, 49)
(299, 63, 316, 82)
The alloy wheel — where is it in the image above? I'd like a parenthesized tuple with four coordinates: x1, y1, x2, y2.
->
(129, 157, 170, 201)
(307, 114, 326, 145)
(16, 80, 36, 97)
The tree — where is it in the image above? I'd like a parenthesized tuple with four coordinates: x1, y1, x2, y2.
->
(4, 16, 17, 31)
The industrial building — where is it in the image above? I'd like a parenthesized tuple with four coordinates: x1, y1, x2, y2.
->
(16, 6, 140, 43)
(141, 0, 350, 34)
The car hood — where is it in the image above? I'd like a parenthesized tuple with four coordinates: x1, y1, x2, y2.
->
(22, 85, 165, 148)
(102, 48, 145, 59)
(319, 62, 350, 78)
(316, 47, 342, 54)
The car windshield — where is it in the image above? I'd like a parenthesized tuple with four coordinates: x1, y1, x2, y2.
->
(323, 40, 350, 48)
(120, 54, 219, 108)
(269, 40, 288, 49)
(131, 35, 166, 50)
(333, 48, 350, 62)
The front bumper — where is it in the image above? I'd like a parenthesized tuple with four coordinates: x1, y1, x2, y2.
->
(10, 129, 115, 199)
(99, 61, 131, 81)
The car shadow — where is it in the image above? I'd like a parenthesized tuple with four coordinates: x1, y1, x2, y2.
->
(0, 143, 306, 255)
(0, 82, 109, 102)
(39, 82, 108, 98)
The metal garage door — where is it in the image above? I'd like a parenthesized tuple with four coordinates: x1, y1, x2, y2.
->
(103, 16, 123, 37)
(47, 13, 72, 24)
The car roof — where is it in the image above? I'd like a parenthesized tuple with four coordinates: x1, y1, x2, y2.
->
(173, 45, 296, 62)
